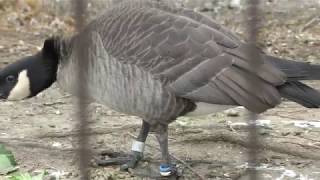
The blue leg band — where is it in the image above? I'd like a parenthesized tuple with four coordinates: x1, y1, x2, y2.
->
(160, 164, 172, 176)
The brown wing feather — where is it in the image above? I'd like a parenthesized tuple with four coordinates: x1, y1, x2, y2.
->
(87, 0, 286, 113)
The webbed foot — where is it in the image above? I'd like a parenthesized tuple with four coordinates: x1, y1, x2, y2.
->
(95, 150, 143, 171)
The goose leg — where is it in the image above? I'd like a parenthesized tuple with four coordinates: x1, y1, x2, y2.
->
(156, 125, 177, 177)
(96, 120, 150, 170)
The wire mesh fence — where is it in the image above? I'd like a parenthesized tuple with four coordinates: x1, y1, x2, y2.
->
(73, 0, 91, 179)
(0, 0, 262, 179)
(1, 0, 319, 180)
(245, 0, 261, 179)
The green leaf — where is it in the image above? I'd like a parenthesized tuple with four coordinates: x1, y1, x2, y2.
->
(31, 171, 46, 180)
(0, 144, 18, 175)
(8, 171, 47, 180)
(0, 144, 12, 155)
(8, 172, 32, 180)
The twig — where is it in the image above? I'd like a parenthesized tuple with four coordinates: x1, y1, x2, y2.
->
(0, 139, 76, 153)
(300, 16, 320, 32)
(227, 123, 240, 133)
(37, 124, 225, 139)
(179, 130, 320, 160)
(42, 101, 67, 106)
(58, 94, 72, 99)
(280, 141, 320, 150)
(264, 109, 317, 121)
(300, 137, 320, 143)
(266, 113, 304, 120)
(37, 124, 140, 138)
(270, 134, 320, 143)
(312, 142, 320, 146)
(127, 133, 206, 180)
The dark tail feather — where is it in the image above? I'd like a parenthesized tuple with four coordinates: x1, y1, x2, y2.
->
(278, 81, 320, 108)
(265, 55, 320, 80)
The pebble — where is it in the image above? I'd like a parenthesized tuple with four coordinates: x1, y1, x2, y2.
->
(224, 109, 240, 117)
(281, 131, 290, 136)
(18, 40, 25, 45)
(229, 0, 241, 8)
(52, 142, 62, 148)
(65, 172, 73, 178)
(96, 139, 104, 144)
(293, 131, 303, 136)
(259, 129, 271, 136)
(117, 174, 127, 179)
(55, 110, 62, 115)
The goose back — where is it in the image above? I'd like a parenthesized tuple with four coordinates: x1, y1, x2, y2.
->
(57, 0, 287, 120)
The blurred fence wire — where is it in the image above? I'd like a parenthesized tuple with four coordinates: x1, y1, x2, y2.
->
(246, 0, 262, 179)
(73, 0, 91, 179)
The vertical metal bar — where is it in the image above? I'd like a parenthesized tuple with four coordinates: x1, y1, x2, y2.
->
(73, 0, 90, 180)
(247, 112, 259, 179)
(246, 0, 262, 179)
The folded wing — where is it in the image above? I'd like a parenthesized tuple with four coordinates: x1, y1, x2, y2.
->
(98, 1, 286, 113)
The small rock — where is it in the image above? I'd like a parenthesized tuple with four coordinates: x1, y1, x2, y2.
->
(52, 142, 62, 148)
(49, 124, 56, 128)
(55, 110, 62, 115)
(224, 109, 240, 117)
(256, 119, 272, 128)
(259, 129, 270, 136)
(223, 173, 230, 177)
(117, 174, 127, 179)
(229, 0, 241, 8)
(18, 40, 25, 45)
(9, 48, 15, 53)
(142, 161, 149, 167)
(281, 131, 290, 136)
(96, 139, 104, 144)
(73, 173, 79, 177)
(65, 172, 73, 178)
(271, 155, 283, 159)
(293, 129, 303, 136)
(49, 170, 68, 180)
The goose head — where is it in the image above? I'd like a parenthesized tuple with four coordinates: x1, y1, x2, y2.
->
(0, 38, 60, 101)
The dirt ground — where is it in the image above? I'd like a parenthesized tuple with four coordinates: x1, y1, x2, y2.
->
(0, 1, 320, 180)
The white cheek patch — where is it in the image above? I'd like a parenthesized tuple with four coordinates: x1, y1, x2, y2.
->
(7, 70, 31, 101)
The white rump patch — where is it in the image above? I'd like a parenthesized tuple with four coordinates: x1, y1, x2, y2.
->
(186, 102, 235, 116)
(8, 70, 31, 101)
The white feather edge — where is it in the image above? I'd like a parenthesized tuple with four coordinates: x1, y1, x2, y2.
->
(185, 102, 235, 116)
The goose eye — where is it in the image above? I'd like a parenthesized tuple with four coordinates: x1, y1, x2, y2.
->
(6, 75, 16, 83)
